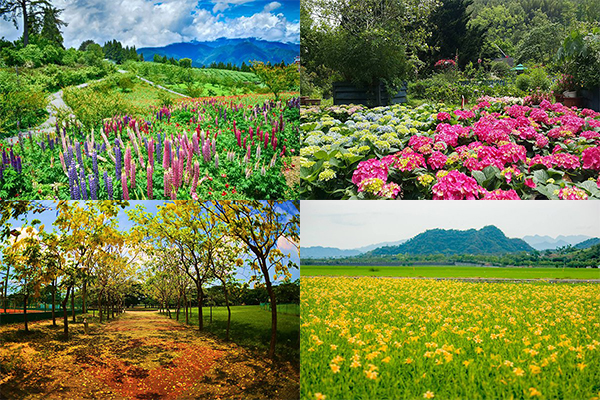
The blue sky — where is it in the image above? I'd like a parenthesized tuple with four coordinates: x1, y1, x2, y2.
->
(0, 0, 300, 48)
(4, 201, 300, 284)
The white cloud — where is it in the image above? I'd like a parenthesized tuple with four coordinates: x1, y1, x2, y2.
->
(263, 1, 281, 12)
(0, 0, 298, 49)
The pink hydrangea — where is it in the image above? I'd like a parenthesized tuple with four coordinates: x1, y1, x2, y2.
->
(481, 189, 521, 200)
(408, 135, 434, 154)
(437, 112, 451, 121)
(498, 143, 527, 164)
(582, 146, 600, 170)
(581, 108, 600, 118)
(580, 131, 600, 141)
(454, 109, 475, 120)
(558, 187, 588, 200)
(432, 171, 482, 200)
(530, 155, 554, 169)
(427, 151, 447, 170)
(528, 109, 549, 124)
(393, 148, 426, 172)
(378, 182, 402, 199)
(534, 134, 549, 148)
(552, 153, 580, 170)
(524, 178, 536, 188)
(352, 158, 390, 186)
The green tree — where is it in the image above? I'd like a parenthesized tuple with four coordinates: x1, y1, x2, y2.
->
(0, 0, 51, 46)
(250, 61, 299, 101)
(40, 4, 66, 48)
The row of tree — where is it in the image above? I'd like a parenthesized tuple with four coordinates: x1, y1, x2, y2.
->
(128, 201, 299, 359)
(0, 201, 299, 362)
(303, 243, 600, 269)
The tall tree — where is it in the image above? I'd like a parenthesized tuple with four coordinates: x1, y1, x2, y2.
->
(40, 4, 67, 48)
(206, 201, 299, 361)
(0, 0, 51, 46)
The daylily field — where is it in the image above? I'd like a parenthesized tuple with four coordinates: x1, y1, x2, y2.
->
(300, 99, 600, 200)
(0, 94, 299, 200)
(301, 277, 600, 400)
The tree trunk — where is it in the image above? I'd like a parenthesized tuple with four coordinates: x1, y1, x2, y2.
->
(224, 286, 231, 341)
(62, 286, 72, 339)
(98, 292, 103, 323)
(184, 291, 189, 325)
(82, 280, 87, 314)
(261, 260, 277, 360)
(52, 279, 56, 326)
(22, 1, 29, 47)
(23, 290, 29, 332)
(71, 289, 76, 323)
(210, 304, 212, 324)
(3, 265, 9, 313)
(197, 282, 203, 331)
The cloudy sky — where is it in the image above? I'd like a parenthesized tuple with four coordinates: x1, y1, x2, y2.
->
(0, 0, 299, 48)
(5, 201, 300, 283)
(301, 201, 600, 249)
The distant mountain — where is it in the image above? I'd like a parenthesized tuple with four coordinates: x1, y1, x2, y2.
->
(356, 240, 407, 253)
(301, 246, 363, 259)
(523, 234, 593, 250)
(370, 226, 534, 256)
(573, 238, 600, 249)
(138, 38, 299, 67)
(302, 240, 408, 259)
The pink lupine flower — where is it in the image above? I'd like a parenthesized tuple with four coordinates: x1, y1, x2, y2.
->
(121, 172, 129, 200)
(131, 162, 136, 190)
(147, 165, 153, 199)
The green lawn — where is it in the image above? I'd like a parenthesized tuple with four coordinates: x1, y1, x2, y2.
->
(301, 265, 600, 279)
(163, 305, 299, 365)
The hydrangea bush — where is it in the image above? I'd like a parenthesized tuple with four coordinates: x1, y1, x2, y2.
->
(300, 99, 600, 200)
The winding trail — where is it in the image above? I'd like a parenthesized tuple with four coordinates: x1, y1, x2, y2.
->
(3, 70, 187, 144)
(0, 310, 298, 399)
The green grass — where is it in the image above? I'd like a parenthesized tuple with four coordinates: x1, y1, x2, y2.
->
(164, 305, 299, 365)
(120, 80, 181, 108)
(301, 265, 600, 279)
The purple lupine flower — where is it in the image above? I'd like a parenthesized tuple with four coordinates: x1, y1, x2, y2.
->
(92, 151, 99, 180)
(202, 141, 211, 163)
(68, 160, 78, 200)
(107, 174, 114, 200)
(79, 168, 87, 200)
(90, 176, 97, 200)
(0, 164, 3, 181)
(84, 141, 89, 157)
(67, 145, 74, 168)
(215, 153, 219, 169)
(101, 142, 106, 154)
(15, 157, 21, 173)
(18, 132, 24, 152)
(76, 142, 83, 166)
(115, 144, 122, 180)
(156, 133, 162, 157)
(103, 171, 109, 194)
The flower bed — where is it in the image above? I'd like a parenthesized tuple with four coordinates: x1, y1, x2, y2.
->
(300, 100, 600, 199)
(0, 95, 300, 200)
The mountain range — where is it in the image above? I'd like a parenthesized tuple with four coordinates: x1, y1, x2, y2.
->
(137, 38, 299, 67)
(301, 240, 407, 259)
(522, 234, 593, 250)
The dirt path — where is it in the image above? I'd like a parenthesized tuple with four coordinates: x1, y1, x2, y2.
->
(3, 70, 186, 144)
(0, 311, 298, 400)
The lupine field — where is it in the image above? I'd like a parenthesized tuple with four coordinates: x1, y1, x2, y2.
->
(300, 99, 600, 200)
(0, 94, 299, 200)
(301, 277, 600, 400)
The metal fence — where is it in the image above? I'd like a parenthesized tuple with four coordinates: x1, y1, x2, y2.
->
(0, 309, 84, 325)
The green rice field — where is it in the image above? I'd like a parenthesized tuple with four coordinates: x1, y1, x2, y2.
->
(301, 265, 600, 280)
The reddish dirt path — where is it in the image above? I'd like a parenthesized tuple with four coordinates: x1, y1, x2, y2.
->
(0, 311, 299, 400)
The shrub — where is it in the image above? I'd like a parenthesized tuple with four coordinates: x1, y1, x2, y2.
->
(516, 74, 532, 91)
(63, 86, 133, 129)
